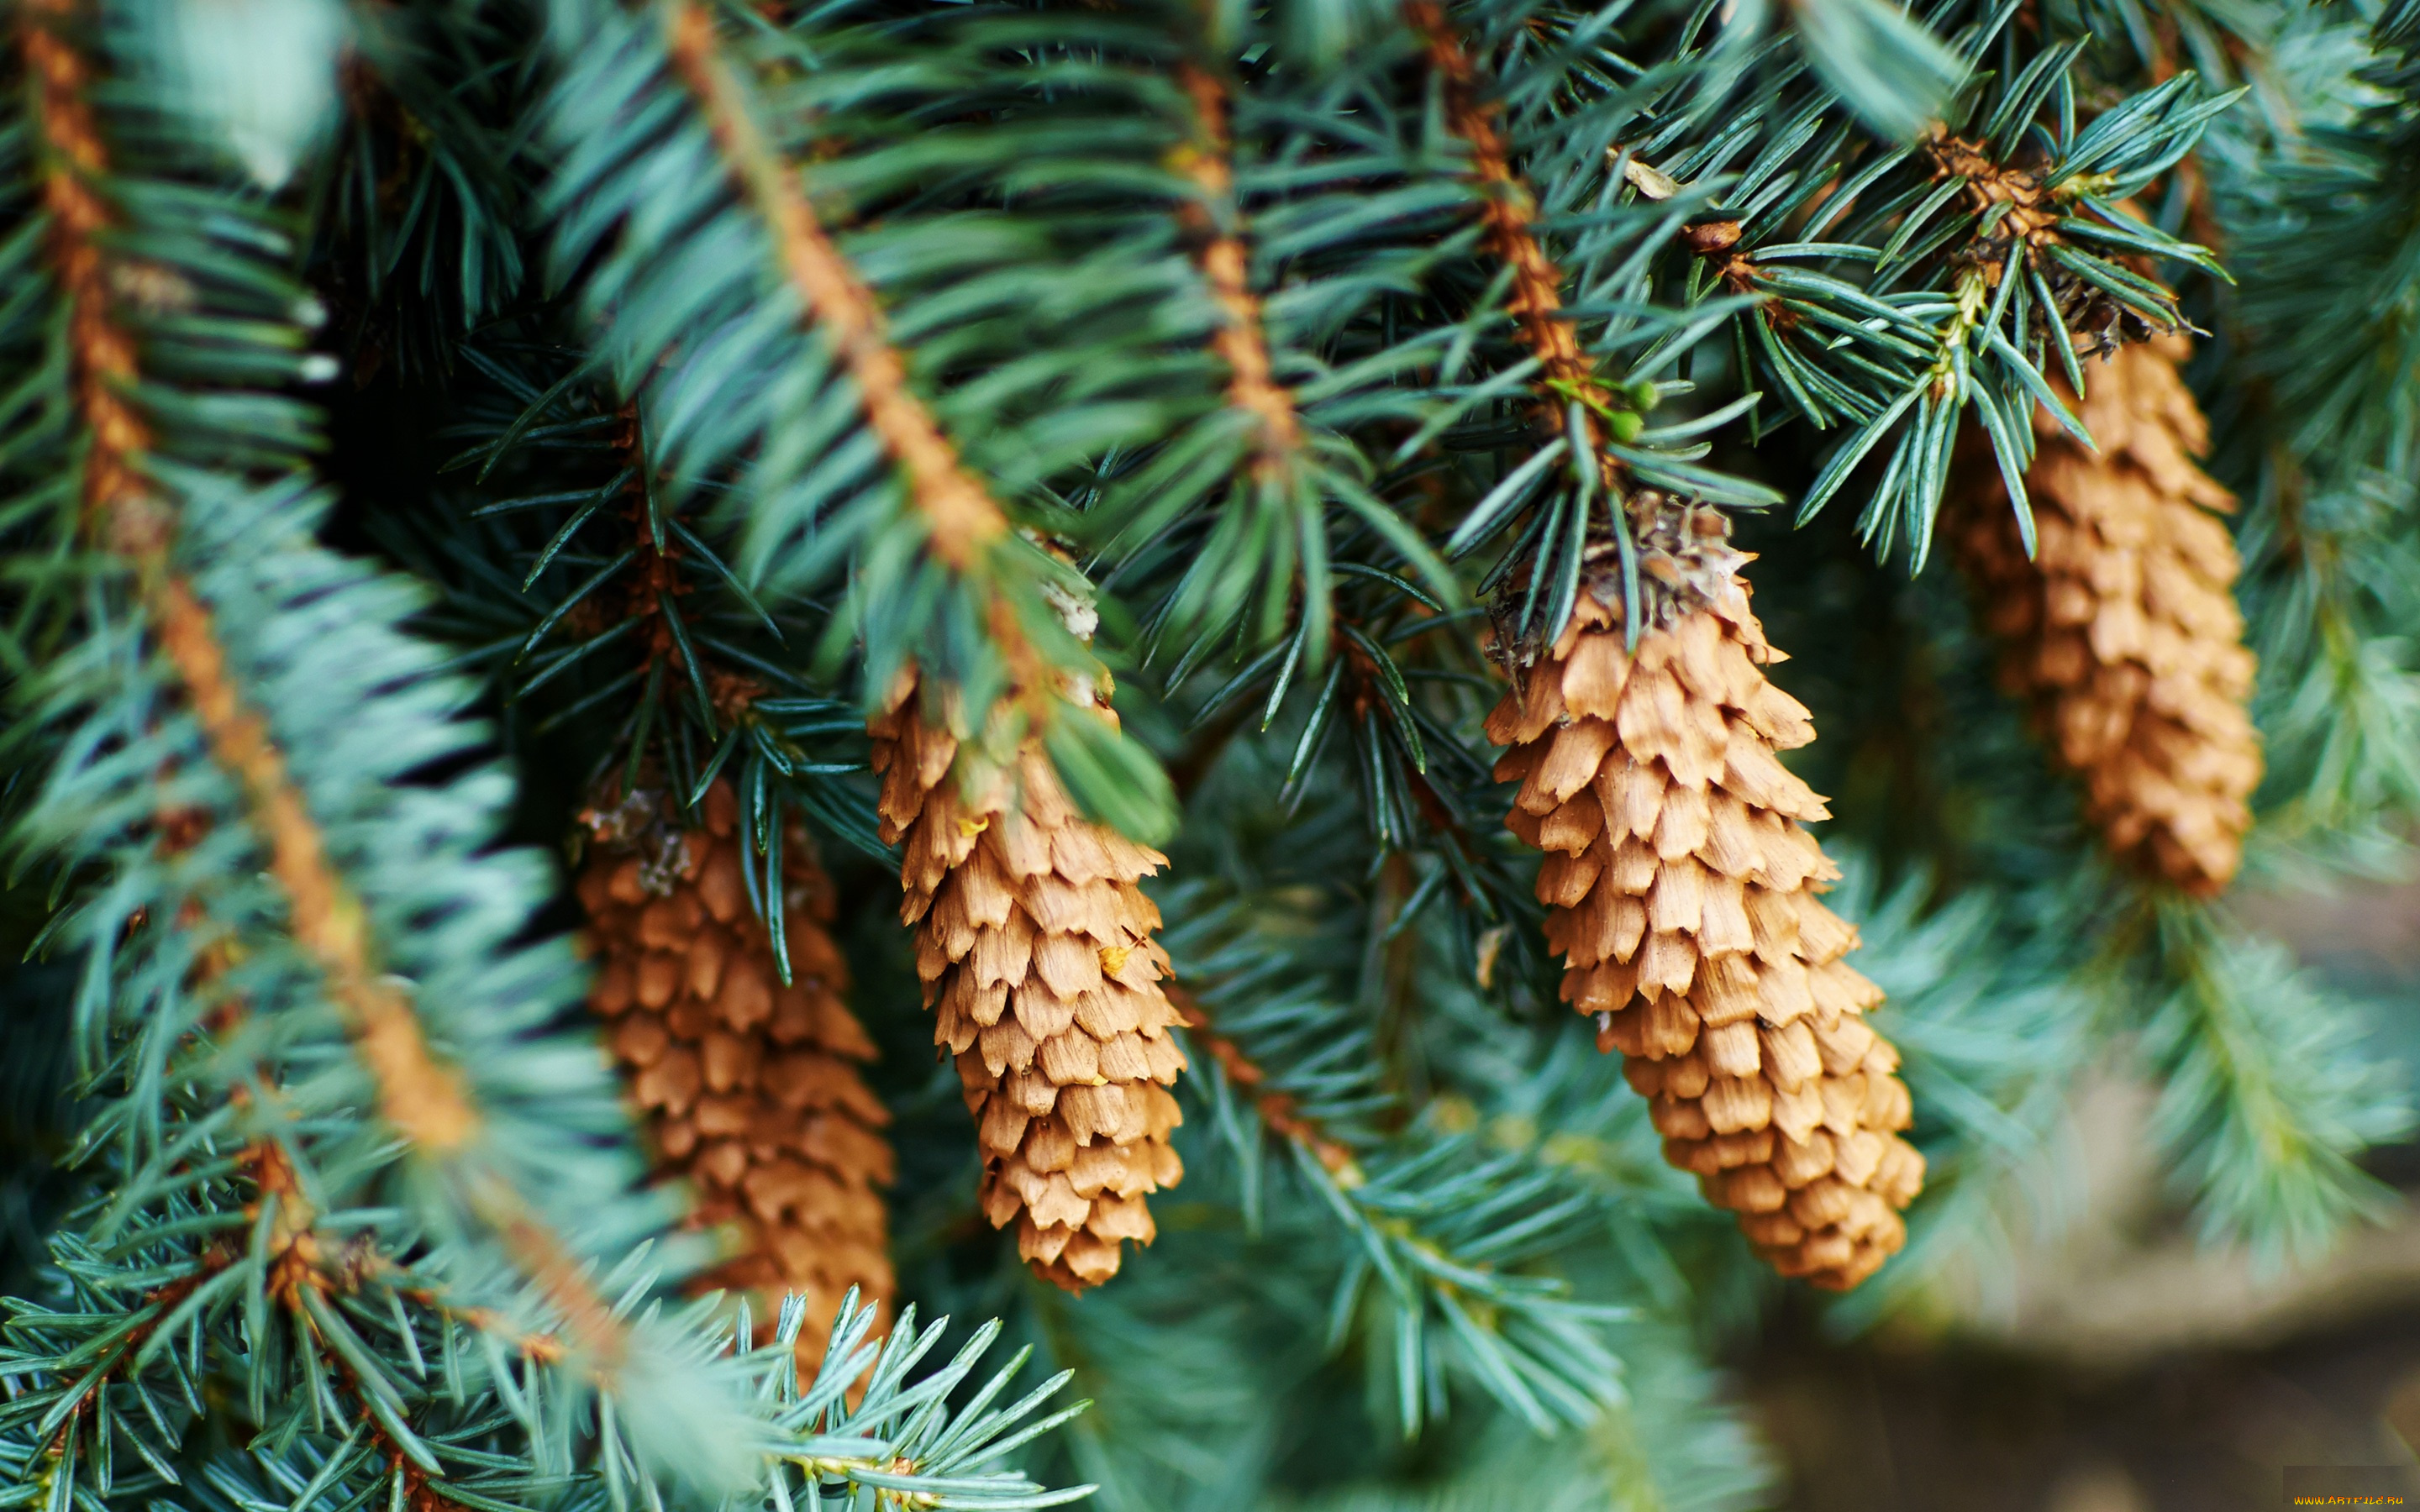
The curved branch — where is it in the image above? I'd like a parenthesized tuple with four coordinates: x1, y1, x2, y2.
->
(660, 1, 1103, 765)
(24, 0, 628, 1372)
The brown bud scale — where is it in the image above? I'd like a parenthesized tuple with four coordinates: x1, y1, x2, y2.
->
(1487, 496, 1923, 1290)
(579, 780, 893, 1341)
(868, 680, 1185, 1292)
(1950, 336, 2261, 895)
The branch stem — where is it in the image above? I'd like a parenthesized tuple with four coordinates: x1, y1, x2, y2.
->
(1175, 62, 1304, 479)
(663, 0, 1008, 570)
(1403, 2, 1611, 433)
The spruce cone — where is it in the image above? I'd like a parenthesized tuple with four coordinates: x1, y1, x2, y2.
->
(1951, 335, 2261, 895)
(580, 780, 894, 1337)
(869, 682, 1186, 1291)
(1487, 496, 1924, 1290)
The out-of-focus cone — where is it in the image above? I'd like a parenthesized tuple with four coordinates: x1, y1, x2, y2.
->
(580, 780, 893, 1341)
(1951, 335, 2261, 895)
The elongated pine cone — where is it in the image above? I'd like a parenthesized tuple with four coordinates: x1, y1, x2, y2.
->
(1950, 335, 2261, 895)
(869, 680, 1186, 1291)
(1487, 496, 1924, 1290)
(579, 780, 894, 1337)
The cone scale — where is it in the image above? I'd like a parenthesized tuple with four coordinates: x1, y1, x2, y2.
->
(1488, 496, 1924, 1289)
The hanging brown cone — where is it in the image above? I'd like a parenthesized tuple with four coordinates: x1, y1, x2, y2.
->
(868, 680, 1186, 1293)
(1950, 335, 2261, 895)
(1486, 494, 1924, 1290)
(578, 779, 894, 1341)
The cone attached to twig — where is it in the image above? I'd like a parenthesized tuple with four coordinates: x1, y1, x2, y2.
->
(1487, 494, 1923, 1290)
(1951, 334, 2261, 895)
(869, 679, 1186, 1292)
(579, 780, 893, 1337)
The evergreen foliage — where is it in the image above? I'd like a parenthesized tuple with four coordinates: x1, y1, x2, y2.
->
(3, 0, 2417, 1506)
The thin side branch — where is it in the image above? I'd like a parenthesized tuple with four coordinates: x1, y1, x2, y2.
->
(611, 409, 761, 714)
(666, 3, 1085, 753)
(1167, 981, 1360, 1179)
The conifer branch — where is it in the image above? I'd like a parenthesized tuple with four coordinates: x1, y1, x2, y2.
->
(15, 951, 517, 1512)
(24, 0, 133, 528)
(414, 357, 887, 867)
(2137, 895, 2414, 1260)
(1402, 2, 1782, 654)
(411, 378, 906, 1341)
(635, 0, 1177, 845)
(4, 0, 2415, 1501)
(151, 578, 490, 1158)
(25, 0, 634, 1379)
(1160, 877, 1626, 1436)
(2210, 0, 2420, 858)
(10, 859, 557, 1499)
(576, 407, 770, 767)
(1095, 34, 1466, 684)
(33, 3, 477, 1161)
